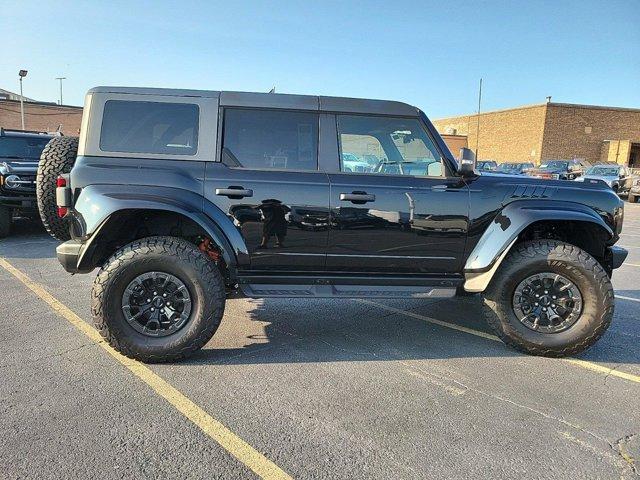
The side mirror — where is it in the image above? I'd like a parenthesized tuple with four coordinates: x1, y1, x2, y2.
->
(459, 147, 476, 176)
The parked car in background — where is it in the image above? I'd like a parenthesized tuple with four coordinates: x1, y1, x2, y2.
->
(575, 164, 634, 195)
(341, 153, 372, 173)
(528, 159, 590, 180)
(627, 178, 640, 203)
(0, 128, 56, 237)
(476, 160, 497, 172)
(496, 162, 535, 175)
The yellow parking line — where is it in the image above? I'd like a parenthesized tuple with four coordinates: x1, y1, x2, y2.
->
(0, 258, 292, 480)
(359, 300, 640, 385)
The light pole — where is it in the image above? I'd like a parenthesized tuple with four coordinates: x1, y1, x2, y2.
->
(18, 69, 28, 130)
(55, 77, 66, 105)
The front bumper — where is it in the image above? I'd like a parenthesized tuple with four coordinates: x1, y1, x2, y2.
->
(56, 239, 93, 274)
(608, 246, 628, 270)
(0, 194, 36, 209)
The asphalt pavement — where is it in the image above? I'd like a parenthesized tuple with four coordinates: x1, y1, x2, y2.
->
(1, 203, 639, 479)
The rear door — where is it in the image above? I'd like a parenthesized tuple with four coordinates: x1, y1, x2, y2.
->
(204, 105, 330, 271)
(325, 114, 469, 274)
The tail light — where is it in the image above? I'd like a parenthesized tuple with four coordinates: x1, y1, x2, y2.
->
(57, 175, 68, 217)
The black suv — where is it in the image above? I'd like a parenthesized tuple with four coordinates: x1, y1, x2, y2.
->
(38, 87, 627, 362)
(0, 128, 55, 237)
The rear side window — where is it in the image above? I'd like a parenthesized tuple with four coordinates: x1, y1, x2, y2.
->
(100, 100, 199, 156)
(222, 109, 318, 171)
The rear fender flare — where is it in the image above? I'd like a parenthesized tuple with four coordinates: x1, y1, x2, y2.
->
(72, 185, 249, 272)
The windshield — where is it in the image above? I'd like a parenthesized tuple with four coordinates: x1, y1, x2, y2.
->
(586, 166, 619, 176)
(540, 160, 569, 170)
(0, 136, 51, 160)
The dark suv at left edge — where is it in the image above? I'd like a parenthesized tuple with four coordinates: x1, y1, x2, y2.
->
(0, 128, 55, 236)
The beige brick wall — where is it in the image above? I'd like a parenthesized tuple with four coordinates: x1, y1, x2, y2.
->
(0, 100, 82, 135)
(541, 104, 640, 165)
(432, 104, 547, 163)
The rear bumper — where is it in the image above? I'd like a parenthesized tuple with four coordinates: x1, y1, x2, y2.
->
(56, 239, 93, 274)
(609, 246, 628, 270)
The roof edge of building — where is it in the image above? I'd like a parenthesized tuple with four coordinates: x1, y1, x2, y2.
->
(0, 98, 83, 110)
(434, 102, 640, 122)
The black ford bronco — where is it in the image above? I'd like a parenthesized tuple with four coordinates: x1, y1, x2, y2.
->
(0, 128, 55, 237)
(37, 87, 627, 362)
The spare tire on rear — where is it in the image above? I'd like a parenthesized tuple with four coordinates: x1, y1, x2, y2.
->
(36, 136, 78, 241)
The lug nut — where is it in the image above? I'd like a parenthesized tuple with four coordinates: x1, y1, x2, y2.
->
(153, 291, 158, 295)
(544, 290, 548, 294)
(163, 293, 167, 298)
(535, 302, 539, 306)
(151, 308, 155, 312)
(543, 307, 547, 311)
(147, 298, 151, 303)
(552, 295, 557, 299)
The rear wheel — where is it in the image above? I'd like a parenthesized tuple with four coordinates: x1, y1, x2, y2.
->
(36, 136, 78, 241)
(0, 206, 12, 238)
(482, 240, 614, 357)
(92, 236, 226, 362)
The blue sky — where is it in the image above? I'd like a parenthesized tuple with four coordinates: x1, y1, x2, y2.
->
(1, 0, 638, 118)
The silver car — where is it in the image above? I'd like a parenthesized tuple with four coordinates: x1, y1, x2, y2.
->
(574, 164, 634, 195)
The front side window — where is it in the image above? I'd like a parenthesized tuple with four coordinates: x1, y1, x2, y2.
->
(100, 100, 199, 156)
(337, 115, 442, 177)
(222, 109, 318, 171)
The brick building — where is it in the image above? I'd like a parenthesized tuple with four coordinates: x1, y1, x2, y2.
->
(0, 89, 82, 135)
(433, 102, 640, 168)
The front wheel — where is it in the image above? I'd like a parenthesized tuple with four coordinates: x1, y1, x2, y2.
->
(482, 240, 614, 357)
(91, 236, 226, 362)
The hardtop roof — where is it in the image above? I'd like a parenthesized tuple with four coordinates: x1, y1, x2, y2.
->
(87, 86, 419, 116)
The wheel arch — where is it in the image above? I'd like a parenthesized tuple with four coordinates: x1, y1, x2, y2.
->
(72, 185, 250, 277)
(463, 201, 614, 292)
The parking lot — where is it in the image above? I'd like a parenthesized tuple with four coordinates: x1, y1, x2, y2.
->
(0, 203, 638, 479)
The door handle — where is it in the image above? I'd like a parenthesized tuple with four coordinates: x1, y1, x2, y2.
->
(431, 184, 448, 191)
(215, 187, 253, 198)
(340, 192, 375, 203)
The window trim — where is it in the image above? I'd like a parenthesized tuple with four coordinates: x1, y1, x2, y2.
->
(217, 106, 321, 173)
(99, 99, 201, 157)
(335, 113, 447, 179)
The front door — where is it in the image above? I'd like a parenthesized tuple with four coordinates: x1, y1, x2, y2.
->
(204, 108, 330, 271)
(327, 114, 469, 274)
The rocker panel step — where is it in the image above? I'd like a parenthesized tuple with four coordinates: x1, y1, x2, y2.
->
(239, 283, 456, 299)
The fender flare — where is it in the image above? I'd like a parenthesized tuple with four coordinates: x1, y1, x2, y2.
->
(463, 200, 613, 292)
(72, 184, 250, 273)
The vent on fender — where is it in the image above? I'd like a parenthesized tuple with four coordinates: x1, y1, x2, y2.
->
(509, 184, 557, 199)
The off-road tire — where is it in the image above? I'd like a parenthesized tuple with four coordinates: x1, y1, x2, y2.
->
(0, 206, 11, 238)
(92, 236, 226, 362)
(36, 136, 78, 241)
(482, 240, 614, 357)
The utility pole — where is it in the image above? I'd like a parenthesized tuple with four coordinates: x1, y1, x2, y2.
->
(18, 70, 28, 130)
(55, 77, 66, 105)
(475, 78, 482, 159)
